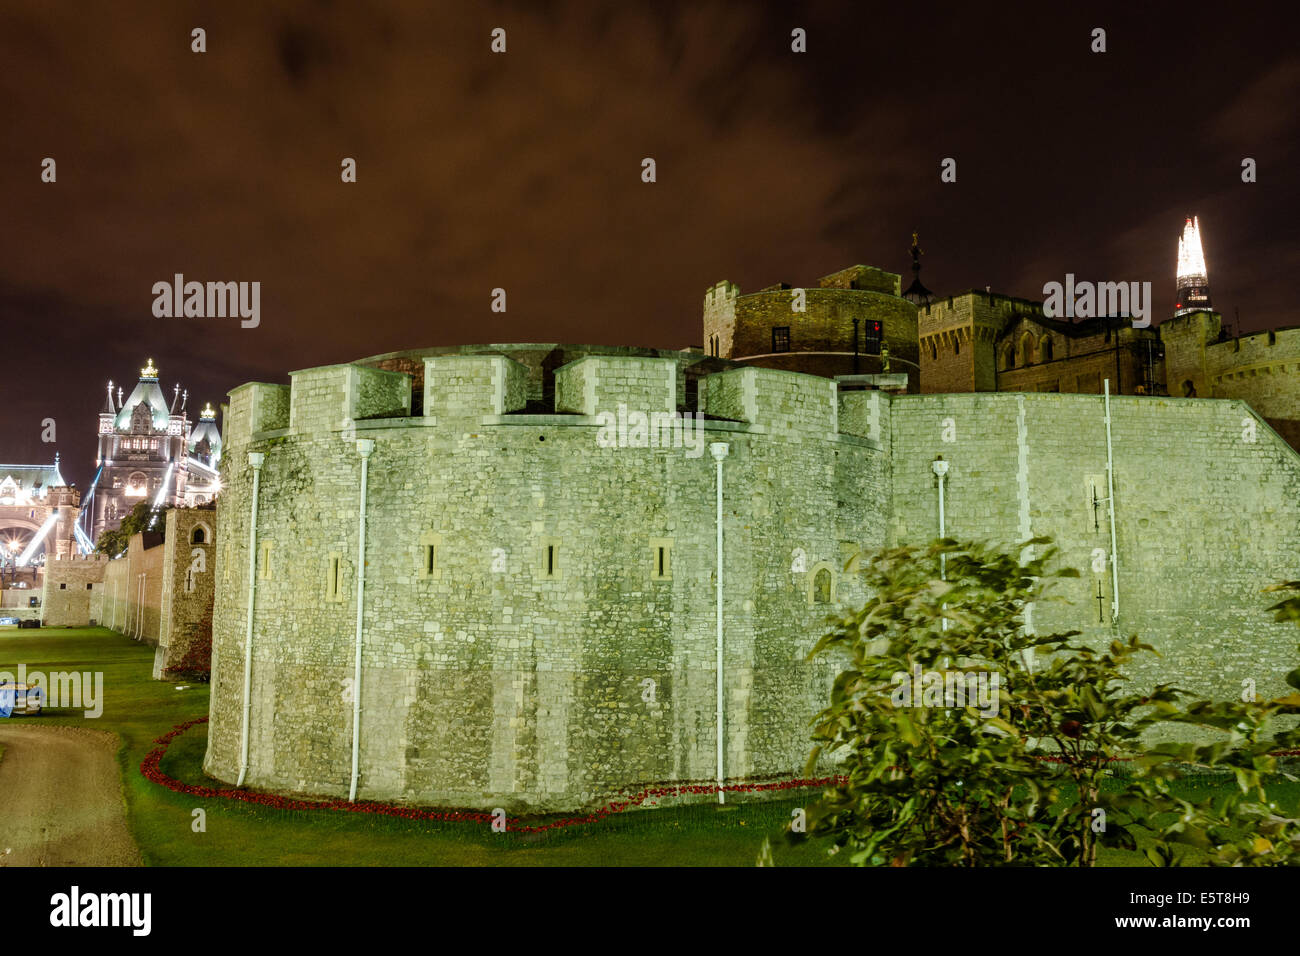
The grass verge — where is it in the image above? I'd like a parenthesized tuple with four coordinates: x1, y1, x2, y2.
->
(6, 626, 1293, 866)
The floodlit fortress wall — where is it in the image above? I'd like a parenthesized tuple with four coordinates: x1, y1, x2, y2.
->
(205, 347, 890, 811)
(889, 393, 1300, 699)
(205, 346, 1300, 811)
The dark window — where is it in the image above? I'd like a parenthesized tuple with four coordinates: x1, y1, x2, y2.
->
(547, 544, 555, 576)
(862, 320, 882, 353)
(191, 527, 205, 544)
(772, 327, 790, 353)
(59, 583, 66, 590)
(813, 569, 831, 604)
(86, 583, 93, 590)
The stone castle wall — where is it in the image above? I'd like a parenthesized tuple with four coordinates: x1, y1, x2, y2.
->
(995, 318, 1162, 396)
(152, 507, 216, 679)
(918, 292, 1040, 394)
(206, 350, 890, 811)
(100, 534, 166, 644)
(205, 345, 1300, 813)
(37, 514, 214, 677)
(1161, 312, 1300, 448)
(889, 392, 1300, 702)
(40, 553, 108, 626)
(1208, 327, 1300, 446)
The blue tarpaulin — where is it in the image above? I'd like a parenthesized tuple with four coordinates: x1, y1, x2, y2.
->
(0, 683, 40, 718)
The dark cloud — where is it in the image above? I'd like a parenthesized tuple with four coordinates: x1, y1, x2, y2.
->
(0, 1, 1296, 487)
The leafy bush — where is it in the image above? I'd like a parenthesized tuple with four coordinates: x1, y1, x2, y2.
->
(797, 538, 1300, 866)
(95, 499, 163, 556)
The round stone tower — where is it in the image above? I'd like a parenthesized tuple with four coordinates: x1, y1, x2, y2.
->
(204, 344, 890, 811)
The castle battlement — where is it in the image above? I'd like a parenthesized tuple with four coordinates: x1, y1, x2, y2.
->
(288, 364, 411, 434)
(703, 280, 739, 307)
(1159, 308, 1221, 337)
(50, 552, 107, 564)
(1209, 325, 1300, 366)
(226, 382, 290, 448)
(424, 354, 528, 419)
(555, 355, 678, 416)
(223, 350, 883, 446)
(704, 366, 839, 438)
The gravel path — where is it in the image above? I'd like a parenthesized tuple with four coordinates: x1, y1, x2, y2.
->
(0, 724, 142, 866)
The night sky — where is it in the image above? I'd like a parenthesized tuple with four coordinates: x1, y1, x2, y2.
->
(3, 1, 1297, 488)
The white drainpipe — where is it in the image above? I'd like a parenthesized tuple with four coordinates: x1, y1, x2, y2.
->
(122, 549, 131, 633)
(709, 442, 729, 805)
(349, 439, 376, 802)
(237, 452, 265, 788)
(932, 457, 949, 631)
(1103, 380, 1121, 626)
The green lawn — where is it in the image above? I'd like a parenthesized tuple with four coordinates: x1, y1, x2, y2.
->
(3, 626, 1294, 866)
(0, 626, 843, 866)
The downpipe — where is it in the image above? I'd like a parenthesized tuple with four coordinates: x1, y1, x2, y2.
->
(710, 442, 729, 805)
(236, 452, 265, 788)
(349, 439, 376, 802)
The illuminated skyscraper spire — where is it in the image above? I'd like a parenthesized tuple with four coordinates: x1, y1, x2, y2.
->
(1174, 216, 1211, 316)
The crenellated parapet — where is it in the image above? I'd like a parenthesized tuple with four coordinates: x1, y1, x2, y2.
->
(225, 382, 290, 450)
(222, 350, 882, 442)
(49, 552, 108, 564)
(704, 366, 839, 439)
(424, 354, 528, 418)
(289, 364, 411, 435)
(554, 355, 677, 416)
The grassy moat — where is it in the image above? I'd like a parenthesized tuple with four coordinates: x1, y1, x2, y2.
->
(2, 626, 1296, 866)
